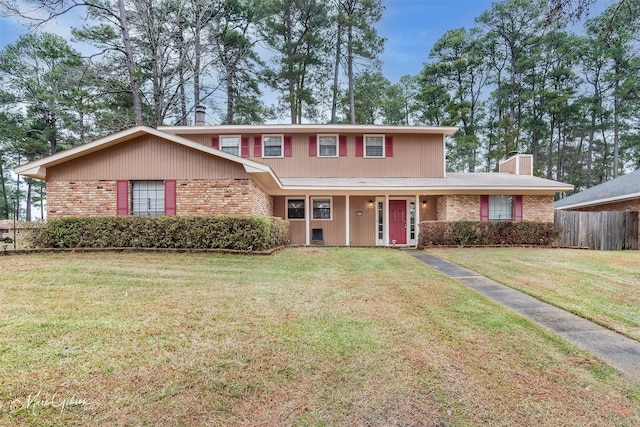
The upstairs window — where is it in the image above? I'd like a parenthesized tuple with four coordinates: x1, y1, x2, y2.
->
(263, 135, 283, 157)
(220, 136, 240, 155)
(287, 198, 305, 220)
(318, 135, 338, 157)
(365, 135, 384, 157)
(132, 181, 165, 216)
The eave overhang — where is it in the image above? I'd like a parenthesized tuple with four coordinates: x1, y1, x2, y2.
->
(159, 124, 459, 136)
(554, 192, 640, 210)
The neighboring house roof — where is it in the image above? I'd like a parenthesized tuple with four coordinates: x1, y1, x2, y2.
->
(554, 169, 640, 210)
(277, 173, 572, 195)
(13, 126, 283, 190)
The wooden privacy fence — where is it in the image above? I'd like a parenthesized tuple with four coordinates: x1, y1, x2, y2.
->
(554, 210, 639, 250)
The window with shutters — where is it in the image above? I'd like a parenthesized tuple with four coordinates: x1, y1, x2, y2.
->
(220, 135, 240, 155)
(364, 135, 384, 157)
(318, 135, 338, 157)
(131, 181, 165, 216)
(263, 135, 283, 157)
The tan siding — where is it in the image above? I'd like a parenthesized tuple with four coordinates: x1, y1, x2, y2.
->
(308, 196, 345, 246)
(499, 158, 517, 174)
(419, 196, 438, 220)
(176, 133, 445, 178)
(47, 135, 249, 181)
(349, 196, 376, 246)
(519, 156, 532, 175)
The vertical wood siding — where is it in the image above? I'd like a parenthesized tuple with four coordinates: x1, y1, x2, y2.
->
(177, 133, 445, 178)
(47, 135, 250, 180)
(348, 196, 376, 246)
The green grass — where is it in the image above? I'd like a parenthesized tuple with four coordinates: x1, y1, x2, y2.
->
(0, 248, 639, 426)
(428, 247, 640, 341)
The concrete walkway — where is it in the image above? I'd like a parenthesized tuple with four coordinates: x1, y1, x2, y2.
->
(406, 250, 640, 382)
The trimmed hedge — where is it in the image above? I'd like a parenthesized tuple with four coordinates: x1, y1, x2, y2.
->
(418, 221, 557, 248)
(28, 215, 290, 251)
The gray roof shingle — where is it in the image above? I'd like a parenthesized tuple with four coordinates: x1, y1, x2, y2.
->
(554, 169, 640, 209)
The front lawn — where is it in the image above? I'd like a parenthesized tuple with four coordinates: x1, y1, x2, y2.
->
(1, 248, 639, 426)
(428, 247, 640, 341)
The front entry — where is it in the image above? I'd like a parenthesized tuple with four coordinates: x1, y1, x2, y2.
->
(389, 200, 407, 244)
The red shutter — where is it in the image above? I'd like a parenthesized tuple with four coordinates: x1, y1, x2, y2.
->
(355, 136, 364, 157)
(241, 137, 250, 158)
(309, 135, 317, 157)
(116, 180, 129, 216)
(211, 137, 219, 149)
(385, 135, 393, 157)
(254, 136, 262, 157)
(480, 195, 489, 221)
(284, 135, 292, 157)
(339, 135, 347, 156)
(164, 180, 177, 216)
(514, 195, 523, 221)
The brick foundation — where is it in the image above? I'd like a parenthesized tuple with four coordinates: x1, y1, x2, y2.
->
(47, 179, 273, 217)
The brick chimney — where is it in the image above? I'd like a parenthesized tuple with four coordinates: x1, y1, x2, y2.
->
(195, 106, 206, 126)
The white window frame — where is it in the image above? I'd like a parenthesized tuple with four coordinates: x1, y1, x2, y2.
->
(262, 134, 284, 158)
(318, 134, 338, 157)
(311, 197, 332, 220)
(286, 197, 306, 220)
(489, 195, 514, 221)
(220, 135, 240, 156)
(364, 134, 385, 158)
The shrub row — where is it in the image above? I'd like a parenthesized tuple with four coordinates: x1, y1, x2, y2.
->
(29, 215, 290, 251)
(418, 221, 557, 248)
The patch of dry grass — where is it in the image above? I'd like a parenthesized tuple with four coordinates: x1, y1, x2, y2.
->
(428, 247, 640, 341)
(0, 248, 639, 426)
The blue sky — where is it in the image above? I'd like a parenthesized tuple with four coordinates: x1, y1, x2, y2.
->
(1, 1, 496, 83)
(0, 0, 609, 83)
(379, 0, 494, 81)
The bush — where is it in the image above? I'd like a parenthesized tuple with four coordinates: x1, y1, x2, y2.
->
(418, 221, 557, 249)
(1, 237, 12, 244)
(28, 215, 290, 251)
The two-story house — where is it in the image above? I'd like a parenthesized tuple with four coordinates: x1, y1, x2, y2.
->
(14, 124, 572, 247)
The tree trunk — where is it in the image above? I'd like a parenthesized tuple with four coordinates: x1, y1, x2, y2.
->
(331, 23, 341, 123)
(118, 0, 144, 126)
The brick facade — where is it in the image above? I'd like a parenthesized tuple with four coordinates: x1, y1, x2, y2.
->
(523, 195, 555, 222)
(436, 194, 554, 222)
(47, 180, 119, 216)
(47, 179, 273, 217)
(176, 179, 273, 216)
(439, 195, 480, 221)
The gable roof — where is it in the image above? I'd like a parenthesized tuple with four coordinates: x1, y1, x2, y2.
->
(13, 126, 281, 188)
(554, 169, 640, 210)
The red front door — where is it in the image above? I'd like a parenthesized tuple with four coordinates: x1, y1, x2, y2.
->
(389, 200, 407, 244)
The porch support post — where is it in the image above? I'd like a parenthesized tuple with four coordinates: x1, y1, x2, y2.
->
(384, 194, 389, 246)
(345, 195, 350, 246)
(305, 194, 310, 246)
(415, 194, 421, 246)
